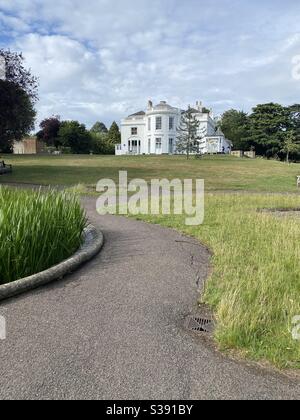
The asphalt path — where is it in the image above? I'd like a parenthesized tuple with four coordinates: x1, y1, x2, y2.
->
(0, 196, 299, 400)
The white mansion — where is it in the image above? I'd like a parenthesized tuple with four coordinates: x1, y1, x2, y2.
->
(115, 100, 232, 156)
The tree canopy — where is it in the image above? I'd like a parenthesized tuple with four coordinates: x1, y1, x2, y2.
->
(220, 103, 300, 160)
(37, 116, 62, 148)
(280, 130, 300, 164)
(91, 121, 108, 134)
(34, 117, 118, 155)
(58, 121, 92, 154)
(0, 49, 39, 103)
(247, 103, 289, 156)
(0, 49, 38, 152)
(90, 132, 115, 155)
(220, 109, 249, 151)
(108, 121, 121, 144)
(0, 80, 36, 152)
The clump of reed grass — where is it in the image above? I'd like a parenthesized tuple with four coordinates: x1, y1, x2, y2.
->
(0, 187, 87, 284)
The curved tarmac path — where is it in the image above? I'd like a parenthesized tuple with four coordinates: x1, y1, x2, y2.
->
(0, 196, 299, 400)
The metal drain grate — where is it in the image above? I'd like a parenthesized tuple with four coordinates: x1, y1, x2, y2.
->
(185, 316, 214, 334)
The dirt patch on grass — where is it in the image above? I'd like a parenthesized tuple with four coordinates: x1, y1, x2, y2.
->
(259, 208, 300, 217)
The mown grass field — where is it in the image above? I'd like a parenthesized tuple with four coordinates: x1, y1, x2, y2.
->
(1, 154, 300, 192)
(1, 154, 299, 368)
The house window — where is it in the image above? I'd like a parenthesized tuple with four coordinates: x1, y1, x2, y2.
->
(155, 138, 162, 150)
(156, 117, 162, 130)
(169, 117, 174, 130)
(148, 118, 151, 131)
(131, 127, 138, 136)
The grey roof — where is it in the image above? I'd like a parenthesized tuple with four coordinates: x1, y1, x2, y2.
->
(153, 101, 174, 110)
(128, 111, 146, 117)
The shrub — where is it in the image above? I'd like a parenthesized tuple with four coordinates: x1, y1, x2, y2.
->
(91, 132, 115, 155)
(58, 146, 72, 154)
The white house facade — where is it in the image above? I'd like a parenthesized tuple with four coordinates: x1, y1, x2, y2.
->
(116, 100, 232, 156)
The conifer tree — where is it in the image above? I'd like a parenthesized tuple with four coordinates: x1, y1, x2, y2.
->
(108, 121, 121, 144)
(176, 107, 204, 159)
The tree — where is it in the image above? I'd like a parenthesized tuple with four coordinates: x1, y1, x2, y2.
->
(37, 116, 61, 148)
(108, 121, 121, 144)
(247, 103, 289, 156)
(90, 132, 115, 155)
(280, 131, 300, 164)
(176, 107, 203, 159)
(0, 80, 36, 152)
(58, 121, 92, 154)
(0, 49, 39, 103)
(220, 109, 250, 150)
(287, 104, 300, 138)
(90, 121, 108, 134)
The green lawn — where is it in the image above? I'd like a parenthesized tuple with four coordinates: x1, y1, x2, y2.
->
(1, 154, 300, 192)
(1, 154, 300, 368)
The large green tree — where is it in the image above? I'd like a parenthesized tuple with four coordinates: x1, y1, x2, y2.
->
(247, 103, 289, 156)
(0, 80, 36, 152)
(220, 109, 249, 150)
(37, 116, 62, 148)
(0, 49, 39, 103)
(287, 104, 300, 138)
(220, 103, 300, 159)
(108, 121, 121, 144)
(58, 121, 92, 154)
(0, 49, 38, 152)
(280, 130, 300, 164)
(90, 121, 108, 134)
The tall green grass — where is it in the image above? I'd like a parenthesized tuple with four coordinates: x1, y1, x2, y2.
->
(133, 193, 300, 368)
(0, 187, 87, 284)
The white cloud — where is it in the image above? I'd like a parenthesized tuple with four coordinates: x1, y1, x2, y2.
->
(0, 11, 30, 32)
(1, 0, 300, 128)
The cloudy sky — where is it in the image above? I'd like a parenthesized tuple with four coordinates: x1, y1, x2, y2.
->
(1, 0, 300, 129)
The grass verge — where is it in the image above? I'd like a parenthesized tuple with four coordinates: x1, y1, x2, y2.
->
(133, 193, 300, 369)
(0, 186, 87, 284)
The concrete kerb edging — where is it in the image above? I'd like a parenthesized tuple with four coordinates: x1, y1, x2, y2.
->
(0, 224, 104, 302)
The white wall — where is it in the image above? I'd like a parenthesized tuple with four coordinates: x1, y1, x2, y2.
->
(118, 102, 231, 156)
(146, 112, 180, 154)
(204, 137, 232, 154)
(121, 104, 181, 155)
(120, 117, 146, 155)
(195, 113, 216, 137)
